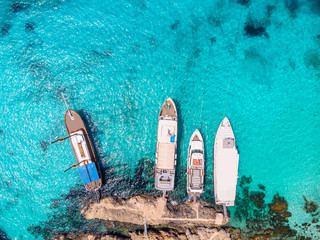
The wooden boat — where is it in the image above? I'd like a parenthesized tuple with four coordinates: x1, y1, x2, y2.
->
(64, 109, 102, 193)
(155, 98, 178, 196)
(213, 117, 239, 218)
(187, 129, 205, 202)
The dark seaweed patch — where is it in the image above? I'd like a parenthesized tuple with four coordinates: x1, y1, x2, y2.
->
(0, 130, 4, 135)
(244, 24, 267, 37)
(11, 2, 30, 13)
(267, 5, 276, 18)
(209, 37, 216, 44)
(250, 191, 266, 209)
(193, 48, 200, 58)
(258, 184, 266, 191)
(237, 0, 250, 6)
(309, 0, 320, 15)
(303, 196, 319, 213)
(239, 175, 252, 187)
(170, 20, 180, 30)
(304, 49, 320, 70)
(0, 228, 11, 240)
(40, 140, 49, 152)
(1, 23, 11, 37)
(285, 0, 299, 16)
(233, 176, 302, 239)
(25, 22, 35, 32)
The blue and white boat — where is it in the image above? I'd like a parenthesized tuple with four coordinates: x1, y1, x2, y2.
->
(64, 109, 102, 194)
(155, 98, 178, 197)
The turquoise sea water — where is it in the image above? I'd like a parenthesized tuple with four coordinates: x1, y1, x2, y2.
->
(0, 0, 320, 239)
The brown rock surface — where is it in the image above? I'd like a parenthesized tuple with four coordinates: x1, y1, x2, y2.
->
(82, 195, 227, 227)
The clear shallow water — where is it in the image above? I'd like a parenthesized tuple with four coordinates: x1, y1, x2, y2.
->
(0, 0, 320, 239)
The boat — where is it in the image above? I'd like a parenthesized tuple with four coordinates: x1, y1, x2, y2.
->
(213, 117, 239, 219)
(187, 129, 205, 202)
(64, 109, 102, 196)
(155, 98, 178, 197)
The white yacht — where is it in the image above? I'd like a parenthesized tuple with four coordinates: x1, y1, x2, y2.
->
(187, 129, 205, 202)
(155, 98, 178, 196)
(213, 117, 239, 218)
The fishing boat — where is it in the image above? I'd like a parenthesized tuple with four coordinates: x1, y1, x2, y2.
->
(187, 129, 205, 202)
(213, 117, 239, 219)
(64, 109, 102, 195)
(155, 98, 178, 197)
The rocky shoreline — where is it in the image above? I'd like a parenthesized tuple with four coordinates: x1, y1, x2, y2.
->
(53, 195, 232, 240)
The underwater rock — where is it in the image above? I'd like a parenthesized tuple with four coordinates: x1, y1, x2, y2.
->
(40, 140, 49, 152)
(171, 20, 180, 30)
(11, 2, 30, 13)
(303, 196, 319, 213)
(249, 191, 266, 209)
(239, 175, 252, 187)
(258, 184, 266, 191)
(83, 195, 226, 226)
(209, 37, 216, 44)
(244, 24, 267, 37)
(267, 5, 276, 18)
(0, 228, 10, 240)
(268, 194, 288, 213)
(25, 22, 35, 32)
(237, 0, 250, 6)
(1, 23, 11, 36)
(304, 49, 320, 70)
(285, 0, 299, 16)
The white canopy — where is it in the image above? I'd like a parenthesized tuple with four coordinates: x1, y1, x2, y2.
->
(157, 143, 175, 169)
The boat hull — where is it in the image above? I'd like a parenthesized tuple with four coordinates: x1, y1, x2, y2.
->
(187, 129, 205, 198)
(213, 117, 239, 206)
(64, 109, 102, 192)
(155, 98, 178, 192)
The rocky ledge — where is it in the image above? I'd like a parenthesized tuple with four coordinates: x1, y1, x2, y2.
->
(53, 195, 232, 240)
(83, 195, 227, 226)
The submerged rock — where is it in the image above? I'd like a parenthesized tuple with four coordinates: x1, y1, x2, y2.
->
(303, 196, 319, 213)
(249, 191, 266, 209)
(268, 194, 288, 213)
(244, 24, 267, 37)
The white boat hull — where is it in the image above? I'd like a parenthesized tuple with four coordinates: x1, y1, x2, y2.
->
(213, 117, 239, 206)
(155, 98, 178, 192)
(187, 129, 205, 198)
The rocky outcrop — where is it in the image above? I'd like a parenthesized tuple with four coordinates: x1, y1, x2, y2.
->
(54, 227, 231, 240)
(52, 195, 231, 240)
(82, 195, 227, 227)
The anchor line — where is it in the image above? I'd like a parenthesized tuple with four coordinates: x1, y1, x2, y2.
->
(61, 92, 73, 118)
(223, 76, 231, 118)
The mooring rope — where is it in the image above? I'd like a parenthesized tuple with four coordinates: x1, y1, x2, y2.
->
(223, 76, 231, 117)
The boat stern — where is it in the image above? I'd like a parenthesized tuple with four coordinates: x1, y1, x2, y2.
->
(155, 168, 175, 191)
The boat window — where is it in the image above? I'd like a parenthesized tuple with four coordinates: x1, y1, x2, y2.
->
(191, 150, 203, 154)
(223, 138, 234, 148)
(159, 176, 171, 182)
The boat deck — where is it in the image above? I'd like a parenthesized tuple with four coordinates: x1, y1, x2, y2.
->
(159, 99, 177, 118)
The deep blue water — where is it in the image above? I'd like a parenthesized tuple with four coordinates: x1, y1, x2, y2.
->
(0, 0, 320, 239)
